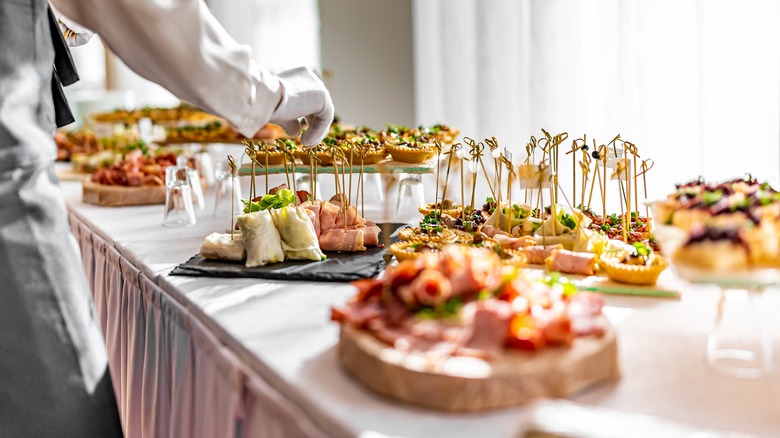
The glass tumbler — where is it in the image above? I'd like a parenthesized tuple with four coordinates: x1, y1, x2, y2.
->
(213, 159, 243, 219)
(163, 166, 197, 227)
(706, 287, 773, 379)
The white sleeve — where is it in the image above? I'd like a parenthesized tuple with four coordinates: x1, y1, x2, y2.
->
(50, 0, 281, 137)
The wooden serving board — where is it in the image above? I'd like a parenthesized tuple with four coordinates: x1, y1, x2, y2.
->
(338, 321, 619, 412)
(82, 177, 166, 206)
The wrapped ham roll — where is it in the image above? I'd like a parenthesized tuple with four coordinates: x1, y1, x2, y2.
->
(521, 244, 563, 265)
(320, 228, 366, 252)
(236, 211, 285, 267)
(362, 221, 382, 247)
(300, 201, 322, 235)
(271, 206, 327, 261)
(200, 232, 246, 261)
(545, 249, 597, 276)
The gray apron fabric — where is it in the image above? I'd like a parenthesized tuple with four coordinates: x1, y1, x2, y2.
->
(0, 0, 121, 436)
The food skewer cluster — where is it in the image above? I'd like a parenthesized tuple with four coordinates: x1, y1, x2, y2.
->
(396, 128, 667, 288)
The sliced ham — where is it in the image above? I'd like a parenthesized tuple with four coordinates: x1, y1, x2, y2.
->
(301, 201, 322, 235)
(126, 171, 144, 187)
(567, 292, 606, 337)
(533, 304, 573, 346)
(320, 201, 340, 231)
(459, 300, 513, 358)
(336, 205, 366, 228)
(521, 244, 563, 264)
(361, 221, 382, 247)
(546, 249, 596, 276)
(330, 301, 383, 328)
(319, 228, 366, 252)
(397, 269, 452, 307)
(493, 234, 535, 250)
(482, 225, 510, 238)
(365, 222, 381, 246)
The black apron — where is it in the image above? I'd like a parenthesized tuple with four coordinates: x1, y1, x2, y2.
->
(0, 1, 121, 436)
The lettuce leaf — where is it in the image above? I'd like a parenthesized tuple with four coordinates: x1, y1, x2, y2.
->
(242, 189, 296, 213)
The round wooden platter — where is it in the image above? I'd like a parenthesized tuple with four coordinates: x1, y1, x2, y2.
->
(82, 177, 166, 207)
(338, 320, 619, 412)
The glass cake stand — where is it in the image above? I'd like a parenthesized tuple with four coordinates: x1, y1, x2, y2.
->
(674, 265, 776, 379)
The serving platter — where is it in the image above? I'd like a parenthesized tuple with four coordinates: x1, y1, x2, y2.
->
(82, 177, 165, 206)
(338, 321, 619, 412)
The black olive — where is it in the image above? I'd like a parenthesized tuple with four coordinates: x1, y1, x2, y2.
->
(591, 151, 600, 159)
(582, 145, 589, 151)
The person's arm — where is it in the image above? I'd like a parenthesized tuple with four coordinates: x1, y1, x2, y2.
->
(50, 0, 332, 145)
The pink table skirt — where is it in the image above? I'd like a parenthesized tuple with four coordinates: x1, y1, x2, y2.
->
(68, 211, 330, 438)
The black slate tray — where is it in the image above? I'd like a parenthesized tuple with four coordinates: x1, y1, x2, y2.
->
(170, 223, 407, 282)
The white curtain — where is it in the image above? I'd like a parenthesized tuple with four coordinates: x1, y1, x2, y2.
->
(414, 0, 780, 211)
(208, 0, 320, 72)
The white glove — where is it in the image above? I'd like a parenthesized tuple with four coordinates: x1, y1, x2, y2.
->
(51, 4, 95, 47)
(270, 67, 334, 147)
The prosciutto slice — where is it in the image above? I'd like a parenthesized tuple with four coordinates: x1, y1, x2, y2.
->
(546, 249, 596, 276)
(319, 228, 367, 252)
(301, 201, 322, 235)
(361, 221, 381, 247)
(521, 244, 563, 264)
(460, 300, 513, 359)
(320, 201, 340, 231)
(493, 234, 535, 250)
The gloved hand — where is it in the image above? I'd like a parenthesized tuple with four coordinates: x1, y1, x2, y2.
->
(51, 4, 95, 47)
(270, 67, 334, 147)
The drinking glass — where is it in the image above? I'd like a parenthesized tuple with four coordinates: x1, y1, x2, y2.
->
(213, 159, 243, 218)
(163, 166, 197, 227)
(706, 287, 772, 379)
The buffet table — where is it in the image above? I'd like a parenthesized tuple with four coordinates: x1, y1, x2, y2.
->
(61, 173, 780, 437)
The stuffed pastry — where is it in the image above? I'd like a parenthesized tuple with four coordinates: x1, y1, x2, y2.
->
(200, 232, 246, 261)
(271, 206, 327, 261)
(236, 210, 285, 267)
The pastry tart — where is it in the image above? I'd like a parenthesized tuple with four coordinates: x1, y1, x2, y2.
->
(601, 256, 668, 286)
(388, 241, 442, 261)
(418, 200, 463, 218)
(295, 147, 335, 166)
(386, 142, 436, 164)
(398, 227, 457, 243)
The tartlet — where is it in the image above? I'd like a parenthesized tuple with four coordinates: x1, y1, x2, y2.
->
(600, 251, 669, 286)
(386, 142, 436, 164)
(398, 227, 457, 243)
(388, 241, 442, 261)
(418, 201, 463, 218)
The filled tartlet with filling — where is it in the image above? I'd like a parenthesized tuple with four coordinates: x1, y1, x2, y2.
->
(388, 241, 442, 261)
(600, 242, 669, 285)
(418, 199, 463, 217)
(386, 140, 436, 164)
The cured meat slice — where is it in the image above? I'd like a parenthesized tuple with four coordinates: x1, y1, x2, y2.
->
(320, 201, 340, 231)
(521, 244, 563, 265)
(361, 221, 381, 247)
(319, 228, 367, 252)
(268, 183, 288, 195)
(300, 201, 322, 235)
(459, 300, 513, 358)
(546, 249, 596, 276)
(493, 234, 535, 250)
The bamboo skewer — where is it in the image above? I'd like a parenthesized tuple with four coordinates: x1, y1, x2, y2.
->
(638, 158, 654, 219)
(348, 144, 354, 208)
(227, 155, 237, 238)
(433, 140, 443, 210)
(439, 144, 456, 218)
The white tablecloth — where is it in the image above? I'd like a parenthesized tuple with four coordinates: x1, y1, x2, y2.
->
(62, 174, 780, 437)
